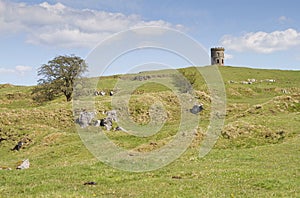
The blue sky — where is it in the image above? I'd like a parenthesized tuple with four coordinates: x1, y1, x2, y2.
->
(1, 0, 300, 85)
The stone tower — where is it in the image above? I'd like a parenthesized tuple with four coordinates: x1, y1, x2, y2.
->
(211, 47, 225, 65)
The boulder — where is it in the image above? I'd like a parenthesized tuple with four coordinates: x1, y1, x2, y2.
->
(105, 124, 112, 131)
(78, 111, 96, 128)
(17, 159, 30, 170)
(115, 126, 126, 131)
(99, 91, 106, 96)
(100, 117, 113, 131)
(106, 110, 118, 122)
(190, 104, 204, 114)
(11, 141, 23, 151)
(104, 117, 113, 131)
(94, 120, 101, 127)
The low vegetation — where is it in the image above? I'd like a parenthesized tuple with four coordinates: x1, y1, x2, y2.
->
(0, 66, 299, 197)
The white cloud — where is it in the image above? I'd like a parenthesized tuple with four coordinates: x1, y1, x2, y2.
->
(0, 68, 15, 74)
(15, 65, 32, 74)
(278, 16, 287, 22)
(0, 66, 32, 75)
(0, 1, 182, 48)
(278, 16, 291, 24)
(224, 53, 233, 60)
(220, 28, 300, 54)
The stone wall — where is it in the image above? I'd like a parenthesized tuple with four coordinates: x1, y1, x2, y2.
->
(211, 47, 225, 65)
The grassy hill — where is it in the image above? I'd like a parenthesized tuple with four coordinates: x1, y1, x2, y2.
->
(0, 66, 299, 197)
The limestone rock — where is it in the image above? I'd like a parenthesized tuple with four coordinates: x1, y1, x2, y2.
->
(17, 159, 30, 170)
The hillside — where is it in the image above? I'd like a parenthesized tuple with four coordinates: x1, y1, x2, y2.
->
(0, 66, 299, 197)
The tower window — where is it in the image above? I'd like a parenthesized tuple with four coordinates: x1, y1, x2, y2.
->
(217, 59, 219, 64)
(222, 59, 224, 64)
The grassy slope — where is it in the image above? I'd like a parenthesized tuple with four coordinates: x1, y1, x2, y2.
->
(0, 66, 299, 197)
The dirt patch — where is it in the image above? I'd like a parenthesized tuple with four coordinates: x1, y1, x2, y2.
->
(42, 132, 64, 146)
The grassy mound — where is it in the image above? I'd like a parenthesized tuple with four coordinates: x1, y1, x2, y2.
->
(0, 66, 299, 197)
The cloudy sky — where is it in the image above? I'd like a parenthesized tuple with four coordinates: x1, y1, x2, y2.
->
(1, 0, 300, 85)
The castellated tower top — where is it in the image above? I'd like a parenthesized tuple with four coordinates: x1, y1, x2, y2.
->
(211, 47, 225, 65)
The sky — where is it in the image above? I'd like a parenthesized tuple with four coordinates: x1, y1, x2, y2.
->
(1, 0, 300, 85)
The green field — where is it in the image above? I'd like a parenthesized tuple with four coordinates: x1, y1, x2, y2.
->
(0, 66, 299, 197)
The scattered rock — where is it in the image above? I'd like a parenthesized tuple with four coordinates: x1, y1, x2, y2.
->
(149, 142, 157, 146)
(100, 117, 113, 131)
(11, 141, 23, 151)
(17, 159, 30, 170)
(94, 120, 101, 127)
(190, 104, 203, 114)
(100, 91, 106, 96)
(132, 75, 151, 81)
(87, 110, 119, 131)
(105, 123, 112, 131)
(276, 130, 285, 136)
(248, 78, 256, 83)
(115, 126, 126, 131)
(255, 105, 262, 109)
(84, 181, 97, 185)
(0, 137, 7, 143)
(106, 110, 118, 122)
(172, 176, 182, 179)
(78, 111, 97, 128)
(282, 89, 288, 94)
(94, 90, 98, 96)
(266, 79, 276, 83)
(264, 130, 285, 140)
(241, 81, 252, 85)
(92, 90, 106, 96)
(0, 166, 12, 170)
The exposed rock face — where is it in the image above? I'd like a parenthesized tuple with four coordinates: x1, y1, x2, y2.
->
(76, 109, 119, 131)
(100, 117, 113, 131)
(106, 110, 118, 122)
(132, 75, 151, 81)
(94, 120, 101, 127)
(78, 111, 96, 128)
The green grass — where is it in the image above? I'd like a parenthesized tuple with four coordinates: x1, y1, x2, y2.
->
(0, 136, 299, 197)
(0, 66, 299, 197)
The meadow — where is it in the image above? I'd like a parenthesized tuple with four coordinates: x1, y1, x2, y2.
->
(0, 66, 299, 197)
